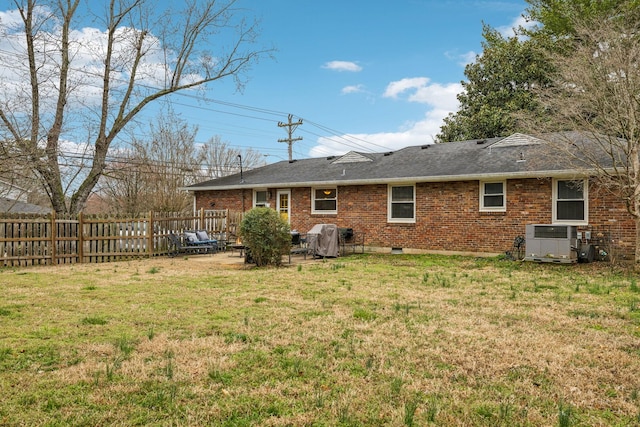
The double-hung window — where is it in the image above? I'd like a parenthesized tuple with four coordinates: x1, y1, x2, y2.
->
(253, 190, 268, 208)
(312, 188, 337, 214)
(388, 184, 415, 223)
(553, 179, 588, 223)
(480, 181, 506, 212)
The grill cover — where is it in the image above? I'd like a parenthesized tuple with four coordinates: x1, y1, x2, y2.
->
(307, 224, 339, 257)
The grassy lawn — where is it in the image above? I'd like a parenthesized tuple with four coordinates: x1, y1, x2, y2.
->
(1, 253, 639, 426)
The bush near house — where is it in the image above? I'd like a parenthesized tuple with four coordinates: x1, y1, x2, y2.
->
(239, 207, 291, 266)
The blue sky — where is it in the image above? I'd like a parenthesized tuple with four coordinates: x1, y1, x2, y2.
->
(173, 0, 532, 162)
(0, 0, 531, 163)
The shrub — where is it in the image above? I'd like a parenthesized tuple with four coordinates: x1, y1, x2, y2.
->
(239, 207, 291, 267)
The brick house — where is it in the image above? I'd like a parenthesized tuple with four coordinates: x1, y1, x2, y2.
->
(184, 132, 635, 258)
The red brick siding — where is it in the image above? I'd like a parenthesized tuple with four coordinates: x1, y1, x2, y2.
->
(198, 189, 262, 212)
(194, 178, 636, 257)
(587, 182, 635, 256)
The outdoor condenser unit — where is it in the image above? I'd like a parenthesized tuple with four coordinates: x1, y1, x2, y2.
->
(523, 224, 578, 263)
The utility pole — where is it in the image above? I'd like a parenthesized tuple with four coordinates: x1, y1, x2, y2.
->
(237, 154, 244, 183)
(278, 114, 303, 161)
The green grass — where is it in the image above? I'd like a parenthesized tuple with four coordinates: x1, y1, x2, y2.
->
(0, 253, 639, 425)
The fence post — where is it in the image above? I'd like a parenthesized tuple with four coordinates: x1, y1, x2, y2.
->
(50, 211, 56, 266)
(78, 212, 84, 263)
(148, 210, 154, 257)
(199, 207, 205, 230)
(225, 209, 229, 238)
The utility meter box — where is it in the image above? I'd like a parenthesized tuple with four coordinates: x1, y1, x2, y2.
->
(523, 224, 578, 263)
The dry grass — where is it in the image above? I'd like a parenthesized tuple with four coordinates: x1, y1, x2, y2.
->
(0, 253, 639, 426)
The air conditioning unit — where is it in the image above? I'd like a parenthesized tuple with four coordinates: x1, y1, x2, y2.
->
(523, 224, 578, 263)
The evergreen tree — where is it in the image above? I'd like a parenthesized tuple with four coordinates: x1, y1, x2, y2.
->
(436, 0, 633, 143)
(436, 25, 553, 142)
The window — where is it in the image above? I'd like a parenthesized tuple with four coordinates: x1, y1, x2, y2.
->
(312, 188, 337, 214)
(553, 179, 588, 223)
(388, 184, 415, 223)
(253, 190, 268, 207)
(480, 181, 506, 211)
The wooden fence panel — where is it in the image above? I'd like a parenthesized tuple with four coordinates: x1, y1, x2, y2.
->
(55, 216, 79, 265)
(0, 209, 237, 267)
(0, 214, 54, 266)
(80, 214, 152, 263)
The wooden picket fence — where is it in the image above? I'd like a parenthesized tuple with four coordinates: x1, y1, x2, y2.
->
(0, 209, 243, 267)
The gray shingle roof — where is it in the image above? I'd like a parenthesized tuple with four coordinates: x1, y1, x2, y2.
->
(186, 132, 607, 191)
(0, 198, 50, 214)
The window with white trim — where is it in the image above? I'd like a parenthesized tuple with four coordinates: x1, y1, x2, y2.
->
(480, 181, 506, 211)
(388, 184, 415, 223)
(312, 188, 337, 214)
(253, 190, 268, 207)
(553, 179, 588, 223)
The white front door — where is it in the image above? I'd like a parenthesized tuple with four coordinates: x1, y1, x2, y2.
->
(277, 190, 291, 223)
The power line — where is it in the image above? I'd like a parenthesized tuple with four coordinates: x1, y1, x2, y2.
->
(302, 118, 394, 152)
(0, 47, 396, 156)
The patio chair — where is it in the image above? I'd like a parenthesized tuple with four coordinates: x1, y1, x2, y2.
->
(167, 233, 216, 257)
(338, 228, 365, 256)
(289, 231, 312, 263)
(210, 231, 228, 251)
(191, 230, 219, 246)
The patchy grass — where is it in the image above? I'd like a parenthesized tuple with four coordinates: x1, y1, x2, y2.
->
(1, 254, 639, 426)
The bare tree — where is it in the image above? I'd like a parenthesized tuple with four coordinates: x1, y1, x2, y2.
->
(0, 0, 270, 215)
(99, 114, 268, 215)
(526, 5, 640, 264)
(98, 157, 149, 216)
(200, 135, 265, 178)
(99, 110, 203, 215)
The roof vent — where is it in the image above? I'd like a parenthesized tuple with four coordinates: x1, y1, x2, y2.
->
(289, 159, 297, 163)
(476, 139, 487, 145)
(326, 156, 336, 160)
(383, 151, 393, 156)
(421, 145, 430, 149)
(331, 151, 373, 164)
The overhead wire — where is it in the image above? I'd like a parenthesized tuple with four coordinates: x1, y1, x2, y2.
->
(0, 41, 396, 167)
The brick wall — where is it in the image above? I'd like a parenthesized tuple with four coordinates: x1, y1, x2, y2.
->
(194, 178, 636, 258)
(197, 189, 253, 213)
(586, 181, 635, 258)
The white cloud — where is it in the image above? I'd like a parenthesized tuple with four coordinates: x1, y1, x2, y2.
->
(445, 50, 477, 67)
(322, 61, 362, 72)
(341, 84, 365, 94)
(309, 77, 463, 157)
(458, 50, 477, 66)
(0, 8, 26, 30)
(383, 77, 461, 111)
(497, 15, 538, 38)
(0, 11, 178, 113)
(383, 77, 430, 99)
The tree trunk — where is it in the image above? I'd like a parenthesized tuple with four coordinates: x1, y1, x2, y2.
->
(636, 215, 640, 269)
(0, 1, 269, 218)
